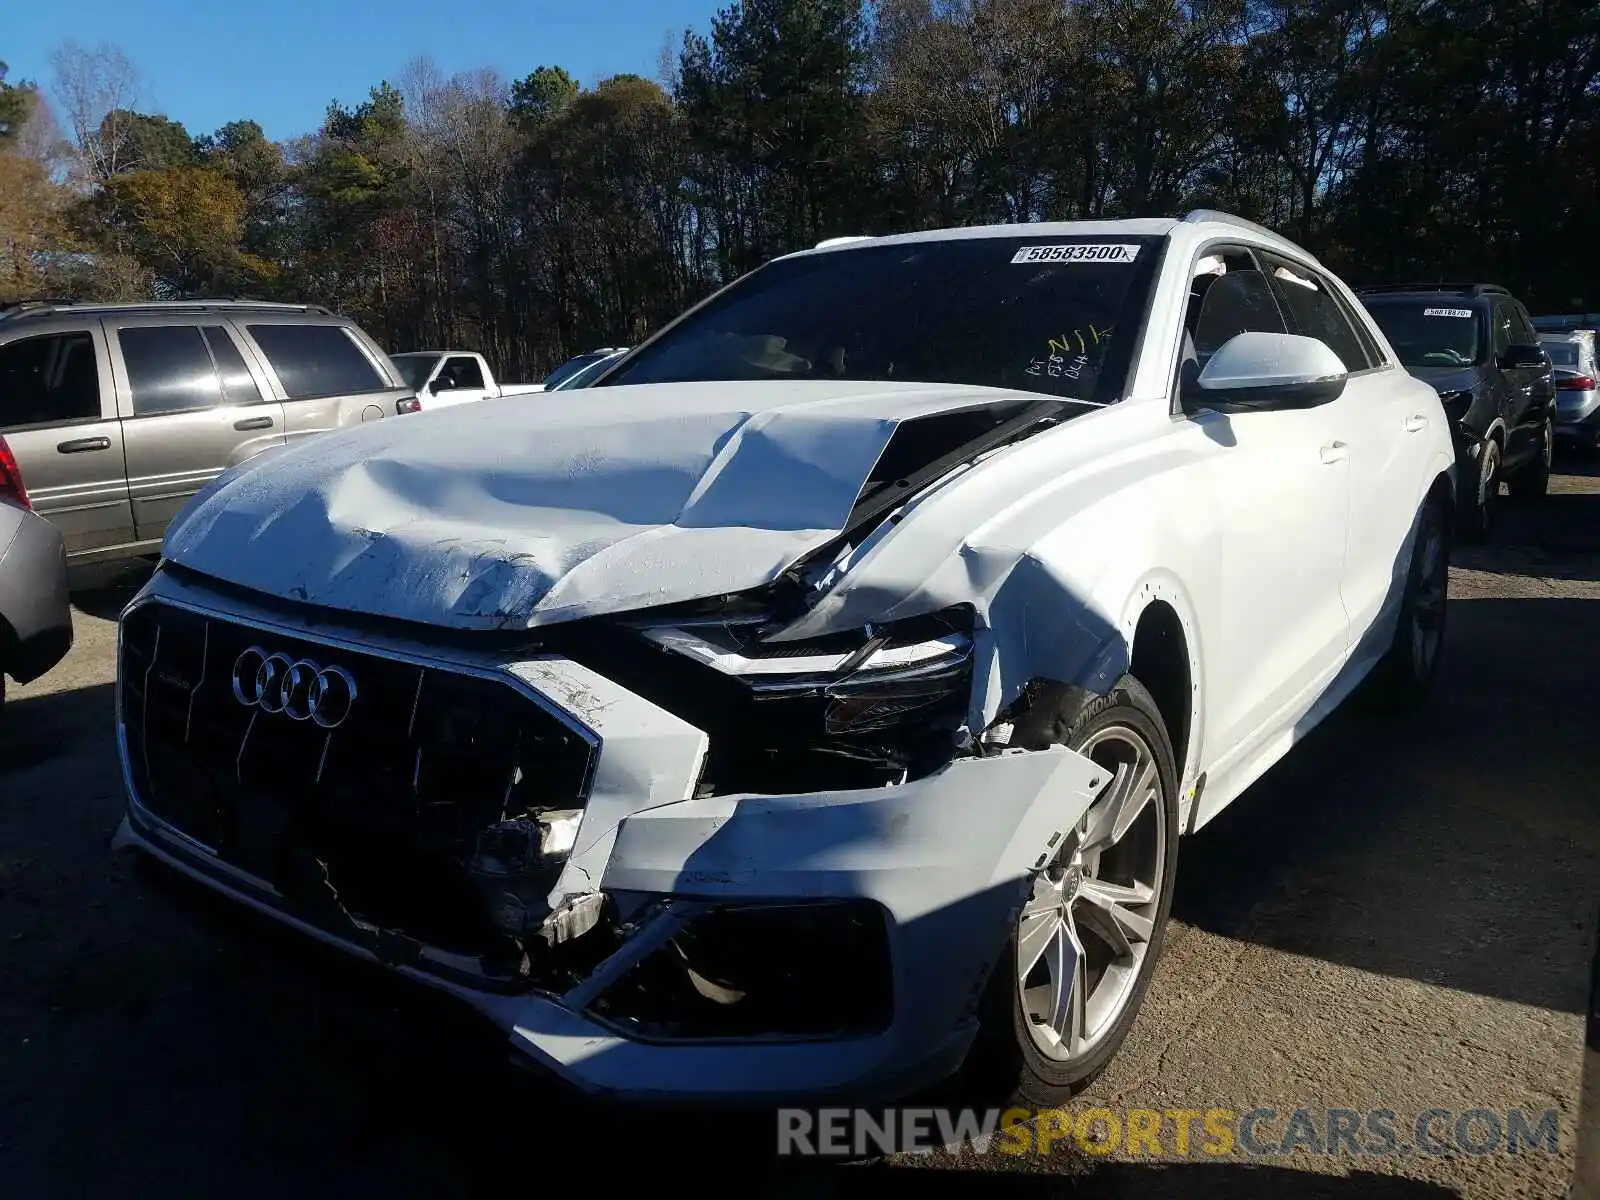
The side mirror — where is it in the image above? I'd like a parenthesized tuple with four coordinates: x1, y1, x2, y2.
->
(1499, 344, 1547, 370)
(1182, 331, 1348, 414)
(428, 377, 450, 393)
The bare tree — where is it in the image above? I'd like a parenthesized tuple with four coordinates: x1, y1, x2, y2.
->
(48, 39, 143, 182)
(656, 28, 686, 92)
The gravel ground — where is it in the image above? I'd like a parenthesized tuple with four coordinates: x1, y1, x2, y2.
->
(2, 469, 1598, 1199)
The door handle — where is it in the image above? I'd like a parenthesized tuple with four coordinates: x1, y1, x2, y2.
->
(1403, 414, 1428, 432)
(1319, 440, 1348, 464)
(57, 436, 110, 454)
(233, 416, 274, 431)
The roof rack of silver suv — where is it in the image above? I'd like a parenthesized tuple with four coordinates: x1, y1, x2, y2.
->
(1180, 209, 1288, 243)
(0, 299, 334, 323)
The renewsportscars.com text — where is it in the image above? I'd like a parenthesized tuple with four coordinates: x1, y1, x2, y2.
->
(776, 1105, 1562, 1159)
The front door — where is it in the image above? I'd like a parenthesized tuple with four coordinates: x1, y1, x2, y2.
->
(1179, 249, 1352, 769)
(431, 354, 491, 407)
(108, 321, 286, 543)
(0, 325, 135, 558)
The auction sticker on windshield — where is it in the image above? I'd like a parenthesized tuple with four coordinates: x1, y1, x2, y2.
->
(1423, 308, 1474, 318)
(1012, 244, 1141, 265)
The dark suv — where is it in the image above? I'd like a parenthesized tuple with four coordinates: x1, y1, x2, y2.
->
(1357, 283, 1554, 540)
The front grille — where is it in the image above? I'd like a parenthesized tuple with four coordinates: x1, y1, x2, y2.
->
(120, 601, 596, 966)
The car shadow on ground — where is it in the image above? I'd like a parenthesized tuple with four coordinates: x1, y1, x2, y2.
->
(1171, 594, 1600, 1015)
(0, 680, 115, 775)
(1452, 490, 1600, 571)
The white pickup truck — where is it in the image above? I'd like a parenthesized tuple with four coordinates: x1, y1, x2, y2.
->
(389, 351, 545, 409)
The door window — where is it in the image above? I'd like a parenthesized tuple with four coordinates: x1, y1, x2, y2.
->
(0, 332, 102, 429)
(1491, 303, 1514, 357)
(441, 355, 486, 390)
(119, 326, 225, 416)
(246, 324, 385, 399)
(202, 326, 264, 405)
(1188, 252, 1288, 365)
(1258, 254, 1375, 371)
(1507, 304, 1540, 348)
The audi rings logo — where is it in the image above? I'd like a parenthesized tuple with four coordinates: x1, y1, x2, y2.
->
(231, 646, 358, 729)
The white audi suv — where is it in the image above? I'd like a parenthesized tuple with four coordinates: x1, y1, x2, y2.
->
(113, 211, 1456, 1106)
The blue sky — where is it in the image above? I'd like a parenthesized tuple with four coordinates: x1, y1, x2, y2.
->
(5, 0, 721, 142)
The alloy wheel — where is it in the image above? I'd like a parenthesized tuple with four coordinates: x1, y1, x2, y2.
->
(1017, 723, 1168, 1064)
(1479, 441, 1500, 526)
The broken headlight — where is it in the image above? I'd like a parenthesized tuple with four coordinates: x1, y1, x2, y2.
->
(640, 606, 976, 791)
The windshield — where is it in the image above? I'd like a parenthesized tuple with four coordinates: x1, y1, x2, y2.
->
(602, 235, 1165, 404)
(1543, 340, 1581, 368)
(1361, 299, 1483, 368)
(553, 354, 620, 391)
(391, 354, 440, 391)
(543, 352, 610, 389)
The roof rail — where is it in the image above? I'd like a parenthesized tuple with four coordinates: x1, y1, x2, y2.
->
(1357, 282, 1509, 298)
(1179, 210, 1288, 243)
(0, 298, 334, 323)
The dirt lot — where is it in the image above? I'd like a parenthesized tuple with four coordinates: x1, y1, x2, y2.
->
(3, 472, 1598, 1199)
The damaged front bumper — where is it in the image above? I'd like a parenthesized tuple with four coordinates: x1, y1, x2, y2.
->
(112, 571, 1104, 1104)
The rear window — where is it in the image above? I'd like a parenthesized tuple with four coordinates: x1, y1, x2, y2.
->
(247, 324, 386, 399)
(1543, 341, 1580, 368)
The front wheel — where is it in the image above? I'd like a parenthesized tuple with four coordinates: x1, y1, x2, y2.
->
(968, 676, 1180, 1106)
(1506, 417, 1553, 499)
(1458, 437, 1500, 543)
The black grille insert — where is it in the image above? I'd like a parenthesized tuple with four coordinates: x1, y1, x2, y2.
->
(120, 602, 597, 972)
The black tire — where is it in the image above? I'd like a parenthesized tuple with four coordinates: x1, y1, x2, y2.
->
(1458, 437, 1500, 543)
(965, 676, 1180, 1107)
(1506, 417, 1552, 499)
(1366, 493, 1450, 713)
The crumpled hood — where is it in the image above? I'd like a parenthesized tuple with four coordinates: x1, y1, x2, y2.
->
(163, 380, 1044, 630)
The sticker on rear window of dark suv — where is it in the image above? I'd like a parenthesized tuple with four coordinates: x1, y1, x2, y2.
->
(1011, 244, 1140, 265)
(1423, 307, 1474, 318)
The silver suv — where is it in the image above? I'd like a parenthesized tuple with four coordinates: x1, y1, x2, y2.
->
(0, 300, 414, 566)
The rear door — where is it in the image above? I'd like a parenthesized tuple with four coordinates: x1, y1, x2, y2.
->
(109, 319, 287, 543)
(0, 324, 135, 557)
(239, 320, 402, 438)
(1259, 251, 1428, 661)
